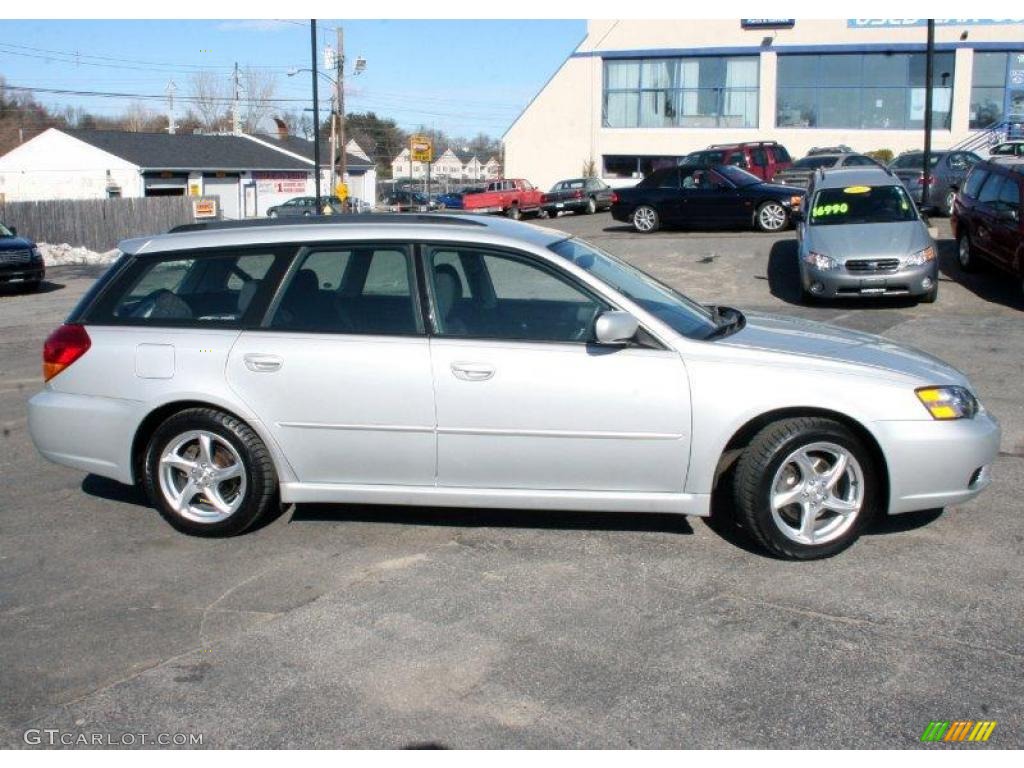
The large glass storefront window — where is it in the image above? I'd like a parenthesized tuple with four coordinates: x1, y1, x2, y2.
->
(603, 56, 759, 129)
(776, 52, 954, 130)
(970, 52, 1008, 128)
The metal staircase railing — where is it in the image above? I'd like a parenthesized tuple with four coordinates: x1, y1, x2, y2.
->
(951, 119, 1024, 153)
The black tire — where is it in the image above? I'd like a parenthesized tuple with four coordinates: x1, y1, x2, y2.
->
(506, 204, 521, 220)
(142, 407, 278, 537)
(756, 200, 789, 232)
(957, 231, 979, 273)
(733, 417, 880, 559)
(584, 197, 597, 215)
(942, 190, 956, 217)
(632, 205, 660, 233)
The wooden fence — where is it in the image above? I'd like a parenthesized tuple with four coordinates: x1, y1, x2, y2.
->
(0, 197, 196, 252)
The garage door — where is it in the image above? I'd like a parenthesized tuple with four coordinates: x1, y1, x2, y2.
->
(204, 177, 240, 220)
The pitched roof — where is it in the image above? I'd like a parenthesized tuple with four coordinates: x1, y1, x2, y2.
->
(254, 134, 374, 169)
(62, 129, 312, 171)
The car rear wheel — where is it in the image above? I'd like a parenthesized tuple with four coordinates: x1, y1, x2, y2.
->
(943, 190, 956, 216)
(756, 201, 788, 232)
(957, 231, 979, 272)
(733, 417, 878, 559)
(632, 205, 660, 233)
(143, 407, 278, 537)
(506, 204, 521, 220)
(584, 197, 597, 215)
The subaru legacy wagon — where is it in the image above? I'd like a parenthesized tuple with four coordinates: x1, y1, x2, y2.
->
(28, 215, 999, 559)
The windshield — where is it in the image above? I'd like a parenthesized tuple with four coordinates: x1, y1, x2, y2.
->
(714, 165, 761, 187)
(0, 224, 14, 237)
(549, 238, 718, 340)
(793, 156, 838, 169)
(810, 184, 917, 226)
(891, 153, 941, 169)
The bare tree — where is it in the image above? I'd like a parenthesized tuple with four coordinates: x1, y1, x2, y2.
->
(242, 67, 277, 134)
(123, 101, 154, 132)
(189, 70, 228, 131)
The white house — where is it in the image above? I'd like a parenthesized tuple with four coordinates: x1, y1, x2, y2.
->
(390, 147, 501, 181)
(0, 127, 376, 217)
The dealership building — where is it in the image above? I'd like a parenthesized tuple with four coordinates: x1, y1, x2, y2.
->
(504, 19, 1024, 189)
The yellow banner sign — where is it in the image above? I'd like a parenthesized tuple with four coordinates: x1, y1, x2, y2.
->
(410, 135, 433, 163)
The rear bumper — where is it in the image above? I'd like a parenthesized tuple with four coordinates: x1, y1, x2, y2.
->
(28, 389, 138, 484)
(801, 260, 938, 298)
(875, 411, 1001, 514)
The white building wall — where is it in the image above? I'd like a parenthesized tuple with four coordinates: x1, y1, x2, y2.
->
(0, 128, 141, 202)
(505, 19, 1024, 190)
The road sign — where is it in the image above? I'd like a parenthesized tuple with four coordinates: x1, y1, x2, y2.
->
(335, 182, 349, 200)
(410, 135, 433, 163)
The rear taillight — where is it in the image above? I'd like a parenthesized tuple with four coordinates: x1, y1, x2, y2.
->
(918, 174, 934, 185)
(611, 191, 619, 204)
(574, 190, 583, 199)
(43, 323, 91, 382)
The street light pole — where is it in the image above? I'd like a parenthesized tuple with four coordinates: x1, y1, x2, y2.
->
(310, 19, 322, 212)
(336, 26, 346, 210)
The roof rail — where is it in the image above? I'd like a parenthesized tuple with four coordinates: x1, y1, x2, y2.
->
(167, 213, 487, 235)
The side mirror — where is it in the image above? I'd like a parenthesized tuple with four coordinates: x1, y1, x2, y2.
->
(9, 226, 16, 236)
(594, 310, 639, 345)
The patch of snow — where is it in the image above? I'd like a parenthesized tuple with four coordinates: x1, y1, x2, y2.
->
(38, 243, 120, 267)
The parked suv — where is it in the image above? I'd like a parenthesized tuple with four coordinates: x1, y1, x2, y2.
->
(773, 153, 882, 188)
(0, 222, 44, 292)
(683, 141, 793, 181)
(797, 168, 939, 303)
(951, 159, 1024, 296)
(28, 215, 998, 559)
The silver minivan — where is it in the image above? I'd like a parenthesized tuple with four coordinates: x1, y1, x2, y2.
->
(28, 215, 999, 559)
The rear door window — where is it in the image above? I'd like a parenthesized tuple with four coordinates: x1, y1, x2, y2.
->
(962, 168, 988, 199)
(997, 177, 1021, 211)
(978, 174, 1006, 205)
(94, 248, 291, 326)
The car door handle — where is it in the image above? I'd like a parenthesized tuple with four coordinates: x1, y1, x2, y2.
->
(243, 353, 283, 373)
(451, 362, 494, 381)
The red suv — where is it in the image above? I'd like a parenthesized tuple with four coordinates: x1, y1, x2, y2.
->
(683, 141, 793, 181)
(951, 160, 1024, 297)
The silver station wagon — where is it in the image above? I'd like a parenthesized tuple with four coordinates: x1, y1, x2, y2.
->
(28, 215, 999, 559)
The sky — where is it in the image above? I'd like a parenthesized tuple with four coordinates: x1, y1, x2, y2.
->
(0, 19, 586, 139)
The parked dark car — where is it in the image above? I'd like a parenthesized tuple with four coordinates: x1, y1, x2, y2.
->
(0, 223, 44, 292)
(889, 150, 982, 216)
(541, 178, 615, 216)
(773, 153, 882, 188)
(610, 164, 804, 233)
(682, 141, 793, 181)
(266, 196, 345, 218)
(951, 160, 1023, 297)
(384, 190, 437, 212)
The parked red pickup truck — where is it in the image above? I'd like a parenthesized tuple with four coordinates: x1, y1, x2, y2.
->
(460, 179, 543, 219)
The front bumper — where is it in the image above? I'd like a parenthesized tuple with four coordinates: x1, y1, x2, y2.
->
(0, 265, 44, 285)
(875, 410, 1001, 514)
(801, 259, 938, 298)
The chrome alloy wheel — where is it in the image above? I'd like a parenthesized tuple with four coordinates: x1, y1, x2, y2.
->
(758, 202, 787, 231)
(633, 206, 657, 232)
(958, 235, 972, 268)
(769, 441, 865, 546)
(158, 430, 247, 524)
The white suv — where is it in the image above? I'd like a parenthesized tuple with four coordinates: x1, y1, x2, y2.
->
(28, 215, 999, 559)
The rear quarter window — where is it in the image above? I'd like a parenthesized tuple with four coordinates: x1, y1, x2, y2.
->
(962, 168, 988, 199)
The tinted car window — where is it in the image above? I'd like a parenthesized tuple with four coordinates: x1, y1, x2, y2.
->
(270, 246, 419, 335)
(962, 168, 989, 199)
(751, 148, 768, 168)
(810, 184, 917, 226)
(977, 174, 1005, 205)
(892, 153, 940, 169)
(109, 250, 286, 324)
(997, 176, 1020, 210)
(640, 168, 680, 188)
(794, 156, 838, 169)
(843, 155, 878, 167)
(773, 145, 792, 163)
(427, 247, 603, 342)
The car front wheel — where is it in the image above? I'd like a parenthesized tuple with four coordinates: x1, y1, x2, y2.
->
(756, 201, 788, 232)
(733, 417, 879, 559)
(632, 205, 660, 233)
(143, 407, 278, 537)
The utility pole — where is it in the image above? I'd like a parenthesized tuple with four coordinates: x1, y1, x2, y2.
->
(336, 26, 346, 210)
(310, 20, 322, 211)
(166, 80, 177, 135)
(922, 19, 935, 207)
(231, 62, 242, 135)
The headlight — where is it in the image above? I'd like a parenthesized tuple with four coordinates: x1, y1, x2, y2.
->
(916, 386, 979, 420)
(30, 247, 43, 262)
(903, 245, 936, 267)
(803, 251, 838, 271)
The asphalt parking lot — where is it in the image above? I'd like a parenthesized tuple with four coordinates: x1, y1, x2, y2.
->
(1, 215, 1022, 748)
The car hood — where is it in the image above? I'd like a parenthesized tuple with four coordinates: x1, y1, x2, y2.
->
(0, 236, 35, 250)
(805, 221, 928, 261)
(714, 311, 967, 385)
